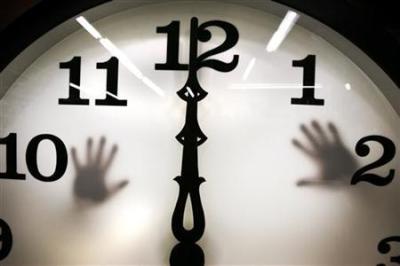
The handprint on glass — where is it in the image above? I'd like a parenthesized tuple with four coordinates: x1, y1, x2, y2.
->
(71, 137, 129, 202)
(292, 120, 359, 186)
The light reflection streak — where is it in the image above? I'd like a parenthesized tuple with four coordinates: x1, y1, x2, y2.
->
(76, 16, 165, 97)
(230, 83, 322, 90)
(266, 10, 299, 52)
(69, 82, 125, 99)
(242, 57, 256, 81)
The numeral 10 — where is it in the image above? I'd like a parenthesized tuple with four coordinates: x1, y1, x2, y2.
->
(0, 133, 67, 182)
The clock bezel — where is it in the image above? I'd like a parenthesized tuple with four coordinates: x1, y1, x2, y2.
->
(1, 0, 399, 87)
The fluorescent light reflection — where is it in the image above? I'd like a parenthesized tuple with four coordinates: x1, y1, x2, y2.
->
(76, 16, 164, 97)
(76, 16, 102, 39)
(266, 11, 299, 52)
(230, 83, 322, 90)
(70, 83, 102, 99)
(242, 57, 256, 81)
(70, 83, 125, 100)
(345, 83, 352, 90)
(99, 38, 144, 79)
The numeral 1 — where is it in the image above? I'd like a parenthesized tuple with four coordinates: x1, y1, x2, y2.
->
(291, 54, 324, 106)
(0, 133, 25, 180)
(0, 219, 12, 261)
(155, 21, 188, 70)
(59, 56, 90, 105)
(59, 56, 127, 106)
(95, 57, 127, 106)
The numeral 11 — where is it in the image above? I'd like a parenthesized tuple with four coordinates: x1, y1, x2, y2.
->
(59, 56, 127, 106)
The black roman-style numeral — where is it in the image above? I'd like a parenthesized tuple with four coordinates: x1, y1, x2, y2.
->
(95, 57, 127, 106)
(291, 54, 325, 106)
(350, 137, 398, 264)
(351, 135, 396, 186)
(0, 133, 25, 180)
(155, 21, 188, 70)
(0, 219, 12, 261)
(377, 236, 400, 266)
(0, 133, 67, 182)
(59, 57, 90, 105)
(59, 56, 127, 106)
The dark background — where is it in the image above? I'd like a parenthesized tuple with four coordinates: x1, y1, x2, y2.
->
(0, 0, 399, 86)
(0, 0, 40, 31)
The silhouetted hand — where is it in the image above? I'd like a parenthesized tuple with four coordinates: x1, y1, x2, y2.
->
(71, 137, 129, 202)
(292, 121, 359, 186)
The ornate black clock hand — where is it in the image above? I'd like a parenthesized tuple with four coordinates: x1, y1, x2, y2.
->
(172, 17, 208, 244)
(172, 17, 238, 244)
(156, 17, 238, 264)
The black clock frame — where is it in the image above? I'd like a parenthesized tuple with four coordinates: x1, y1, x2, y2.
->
(0, 0, 399, 89)
(0, 1, 399, 265)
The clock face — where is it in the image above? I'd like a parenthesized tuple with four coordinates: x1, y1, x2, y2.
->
(0, 1, 399, 265)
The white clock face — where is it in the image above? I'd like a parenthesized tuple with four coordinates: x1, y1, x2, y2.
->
(1, 1, 399, 265)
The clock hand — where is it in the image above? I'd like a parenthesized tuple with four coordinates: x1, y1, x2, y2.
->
(71, 137, 129, 203)
(172, 18, 207, 243)
(292, 120, 359, 186)
(172, 85, 207, 242)
(156, 16, 238, 262)
(170, 242, 205, 266)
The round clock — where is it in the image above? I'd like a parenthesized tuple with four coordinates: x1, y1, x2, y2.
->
(0, 1, 399, 265)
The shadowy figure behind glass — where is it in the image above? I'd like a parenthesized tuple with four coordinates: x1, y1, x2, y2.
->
(71, 137, 129, 202)
(292, 120, 359, 186)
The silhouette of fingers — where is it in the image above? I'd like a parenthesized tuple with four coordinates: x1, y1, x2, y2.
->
(73, 137, 128, 203)
(300, 123, 320, 148)
(292, 139, 316, 158)
(86, 138, 93, 165)
(328, 122, 343, 144)
(296, 178, 315, 186)
(95, 137, 106, 165)
(71, 147, 81, 170)
(108, 179, 129, 197)
(311, 120, 328, 144)
(103, 144, 118, 171)
(297, 177, 341, 186)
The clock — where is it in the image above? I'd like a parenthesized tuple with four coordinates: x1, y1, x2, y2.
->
(0, 1, 399, 265)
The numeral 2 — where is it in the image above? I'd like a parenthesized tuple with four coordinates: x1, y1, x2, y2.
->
(59, 56, 127, 106)
(351, 135, 396, 186)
